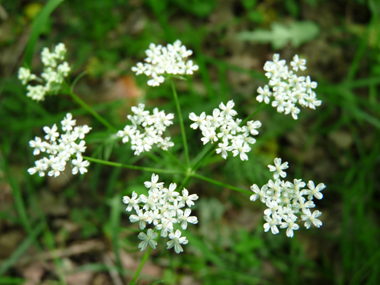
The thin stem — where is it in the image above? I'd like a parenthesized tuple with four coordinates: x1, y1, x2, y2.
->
(178, 174, 191, 190)
(83, 156, 185, 175)
(68, 90, 117, 132)
(130, 247, 153, 285)
(192, 143, 217, 172)
(170, 78, 190, 168)
(163, 149, 187, 170)
(240, 103, 266, 126)
(192, 173, 251, 195)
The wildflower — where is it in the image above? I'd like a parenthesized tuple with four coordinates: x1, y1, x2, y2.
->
(117, 104, 174, 155)
(257, 54, 321, 119)
(27, 113, 91, 177)
(18, 43, 71, 101)
(132, 40, 199, 86)
(137, 229, 158, 251)
(190, 100, 261, 161)
(167, 230, 188, 254)
(123, 174, 198, 253)
(249, 158, 325, 237)
(268, 157, 289, 179)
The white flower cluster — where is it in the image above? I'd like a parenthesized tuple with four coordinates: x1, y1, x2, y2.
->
(18, 43, 70, 101)
(117, 104, 175, 156)
(28, 113, 92, 177)
(250, 158, 325, 238)
(189, 100, 261, 161)
(123, 174, 199, 254)
(131, 40, 199, 86)
(257, 54, 321, 119)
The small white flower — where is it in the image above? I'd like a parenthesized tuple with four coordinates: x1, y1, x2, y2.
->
(290, 54, 307, 71)
(137, 229, 158, 251)
(72, 155, 90, 175)
(177, 208, 198, 230)
(167, 229, 188, 254)
(29, 137, 46, 155)
(144, 173, 164, 191)
(178, 188, 198, 207)
(301, 209, 323, 229)
(43, 124, 60, 141)
(268, 158, 289, 179)
(301, 181, 325, 200)
(123, 191, 141, 212)
(219, 100, 237, 118)
(263, 215, 280, 234)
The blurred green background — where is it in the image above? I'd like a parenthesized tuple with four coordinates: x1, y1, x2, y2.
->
(0, 0, 380, 284)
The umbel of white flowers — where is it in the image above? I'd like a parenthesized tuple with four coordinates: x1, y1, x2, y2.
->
(18, 43, 71, 102)
(257, 54, 321, 119)
(189, 100, 262, 161)
(28, 113, 91, 177)
(131, 40, 199, 86)
(250, 157, 325, 237)
(123, 174, 199, 254)
(117, 104, 175, 155)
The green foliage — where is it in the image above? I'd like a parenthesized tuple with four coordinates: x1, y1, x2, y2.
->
(1, 0, 380, 284)
(237, 21, 320, 49)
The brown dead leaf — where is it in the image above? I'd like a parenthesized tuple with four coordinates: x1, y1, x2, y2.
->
(22, 262, 45, 285)
(66, 271, 94, 285)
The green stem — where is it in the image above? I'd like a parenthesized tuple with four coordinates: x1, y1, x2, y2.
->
(240, 103, 266, 126)
(192, 173, 251, 195)
(164, 149, 187, 170)
(170, 78, 190, 168)
(192, 143, 217, 172)
(179, 174, 191, 190)
(83, 156, 185, 175)
(130, 247, 153, 285)
(68, 90, 117, 132)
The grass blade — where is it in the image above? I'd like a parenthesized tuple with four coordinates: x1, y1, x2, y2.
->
(23, 0, 64, 67)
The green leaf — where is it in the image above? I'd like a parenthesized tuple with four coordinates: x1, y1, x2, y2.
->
(0, 277, 25, 285)
(24, 0, 64, 67)
(237, 21, 320, 49)
(0, 222, 44, 275)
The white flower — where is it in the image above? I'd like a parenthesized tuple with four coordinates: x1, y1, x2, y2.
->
(123, 191, 141, 212)
(231, 141, 251, 161)
(18, 67, 36, 85)
(129, 209, 151, 230)
(20, 43, 70, 102)
(263, 215, 280, 234)
(177, 209, 198, 230)
(61, 113, 76, 131)
(280, 218, 299, 238)
(167, 230, 188, 254)
(72, 155, 90, 175)
(189, 112, 207, 130)
(137, 229, 158, 251)
(268, 157, 289, 179)
(250, 184, 267, 203)
(178, 188, 198, 207)
(301, 209, 323, 229)
(144, 173, 164, 191)
(117, 105, 174, 155)
(132, 40, 198, 86)
(29, 137, 46, 155)
(219, 100, 237, 118)
(301, 181, 325, 200)
(123, 175, 197, 253)
(43, 124, 60, 141)
(249, 158, 325, 237)
(28, 113, 91, 177)
(290, 54, 307, 71)
(256, 85, 272, 104)
(257, 53, 320, 119)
